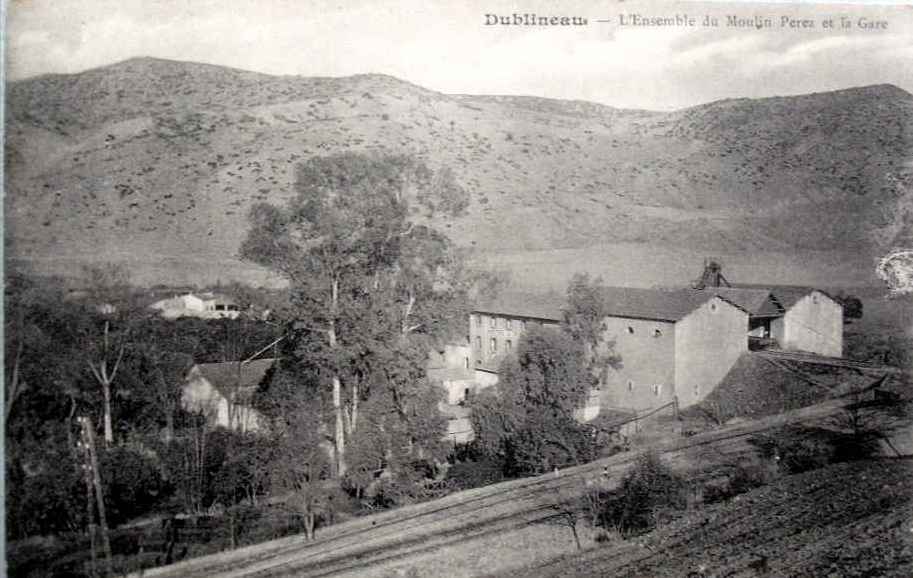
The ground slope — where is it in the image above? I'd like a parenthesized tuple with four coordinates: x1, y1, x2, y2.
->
(506, 459, 913, 578)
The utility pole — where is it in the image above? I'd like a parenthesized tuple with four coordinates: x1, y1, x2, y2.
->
(79, 430, 98, 578)
(79, 416, 113, 577)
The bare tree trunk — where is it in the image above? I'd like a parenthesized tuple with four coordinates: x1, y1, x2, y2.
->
(329, 275, 346, 476)
(332, 375, 345, 476)
(87, 320, 125, 447)
(5, 338, 25, 422)
(102, 384, 113, 447)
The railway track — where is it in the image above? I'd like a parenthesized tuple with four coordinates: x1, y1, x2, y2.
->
(135, 400, 847, 578)
(753, 349, 903, 374)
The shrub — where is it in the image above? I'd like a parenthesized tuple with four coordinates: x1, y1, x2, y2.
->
(99, 446, 168, 526)
(446, 457, 506, 490)
(597, 452, 688, 537)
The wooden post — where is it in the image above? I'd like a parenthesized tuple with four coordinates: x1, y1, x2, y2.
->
(79, 429, 98, 578)
(80, 416, 113, 577)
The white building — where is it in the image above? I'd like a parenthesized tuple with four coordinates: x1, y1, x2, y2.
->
(150, 292, 241, 319)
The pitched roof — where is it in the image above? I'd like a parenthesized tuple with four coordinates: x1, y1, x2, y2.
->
(597, 287, 724, 322)
(473, 291, 566, 321)
(474, 287, 740, 324)
(697, 287, 784, 317)
(195, 358, 276, 399)
(731, 284, 833, 310)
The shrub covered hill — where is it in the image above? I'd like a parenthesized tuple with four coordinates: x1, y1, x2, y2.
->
(6, 57, 913, 285)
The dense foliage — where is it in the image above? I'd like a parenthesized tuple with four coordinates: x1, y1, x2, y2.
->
(240, 153, 471, 480)
(469, 275, 618, 476)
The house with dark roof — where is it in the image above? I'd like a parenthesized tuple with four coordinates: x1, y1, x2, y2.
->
(456, 281, 843, 429)
(699, 286, 843, 357)
(468, 288, 751, 415)
(181, 358, 275, 433)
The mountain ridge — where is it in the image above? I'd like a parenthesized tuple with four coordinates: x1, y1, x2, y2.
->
(5, 58, 912, 286)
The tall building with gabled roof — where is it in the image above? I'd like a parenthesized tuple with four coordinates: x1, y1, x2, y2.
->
(464, 283, 842, 418)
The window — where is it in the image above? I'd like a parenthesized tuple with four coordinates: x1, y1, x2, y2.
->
(490, 337, 497, 353)
(627, 380, 634, 392)
(693, 384, 700, 397)
(474, 336, 481, 350)
(490, 316, 497, 328)
(626, 326, 635, 335)
(464, 357, 470, 369)
(812, 295, 819, 304)
(653, 329, 662, 338)
(710, 303, 717, 312)
(520, 320, 526, 331)
(506, 339, 512, 352)
(506, 319, 512, 330)
(475, 315, 481, 327)
(652, 384, 662, 397)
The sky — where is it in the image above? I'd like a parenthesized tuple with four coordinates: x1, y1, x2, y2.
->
(5, 0, 913, 110)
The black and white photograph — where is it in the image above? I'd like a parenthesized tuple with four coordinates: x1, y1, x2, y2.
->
(4, 0, 913, 576)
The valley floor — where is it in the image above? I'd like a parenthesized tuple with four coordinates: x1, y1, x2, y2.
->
(134, 398, 913, 578)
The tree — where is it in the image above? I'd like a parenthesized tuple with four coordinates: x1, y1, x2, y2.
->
(79, 263, 135, 446)
(835, 292, 863, 324)
(241, 153, 469, 476)
(469, 275, 621, 476)
(267, 387, 338, 540)
(470, 325, 599, 475)
(564, 273, 621, 383)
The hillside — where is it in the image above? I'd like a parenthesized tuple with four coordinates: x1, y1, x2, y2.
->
(5, 57, 913, 286)
(505, 459, 913, 578)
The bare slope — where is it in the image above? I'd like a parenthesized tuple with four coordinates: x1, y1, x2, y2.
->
(6, 58, 912, 283)
(506, 459, 913, 578)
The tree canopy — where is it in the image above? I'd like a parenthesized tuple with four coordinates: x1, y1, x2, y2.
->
(241, 152, 470, 477)
(470, 275, 620, 476)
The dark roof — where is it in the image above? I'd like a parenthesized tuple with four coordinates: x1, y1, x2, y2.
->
(731, 284, 839, 310)
(196, 358, 276, 399)
(473, 291, 565, 321)
(697, 287, 784, 317)
(474, 287, 745, 324)
(597, 287, 726, 322)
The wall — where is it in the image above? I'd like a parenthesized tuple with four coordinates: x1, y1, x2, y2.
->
(600, 317, 676, 412)
(779, 291, 843, 357)
(181, 368, 263, 433)
(674, 297, 748, 408)
(473, 368, 500, 389)
(468, 312, 559, 370)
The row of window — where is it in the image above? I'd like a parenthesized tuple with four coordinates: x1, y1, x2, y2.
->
(473, 335, 513, 354)
(625, 326, 663, 337)
(471, 314, 528, 332)
(626, 380, 664, 397)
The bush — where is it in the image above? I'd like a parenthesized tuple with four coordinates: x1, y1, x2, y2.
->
(100, 446, 168, 526)
(446, 457, 506, 490)
(597, 452, 687, 537)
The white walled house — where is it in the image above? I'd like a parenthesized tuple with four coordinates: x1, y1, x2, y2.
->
(182, 358, 274, 433)
(702, 287, 843, 357)
(594, 288, 749, 412)
(771, 290, 843, 358)
(150, 292, 241, 319)
(431, 280, 844, 444)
